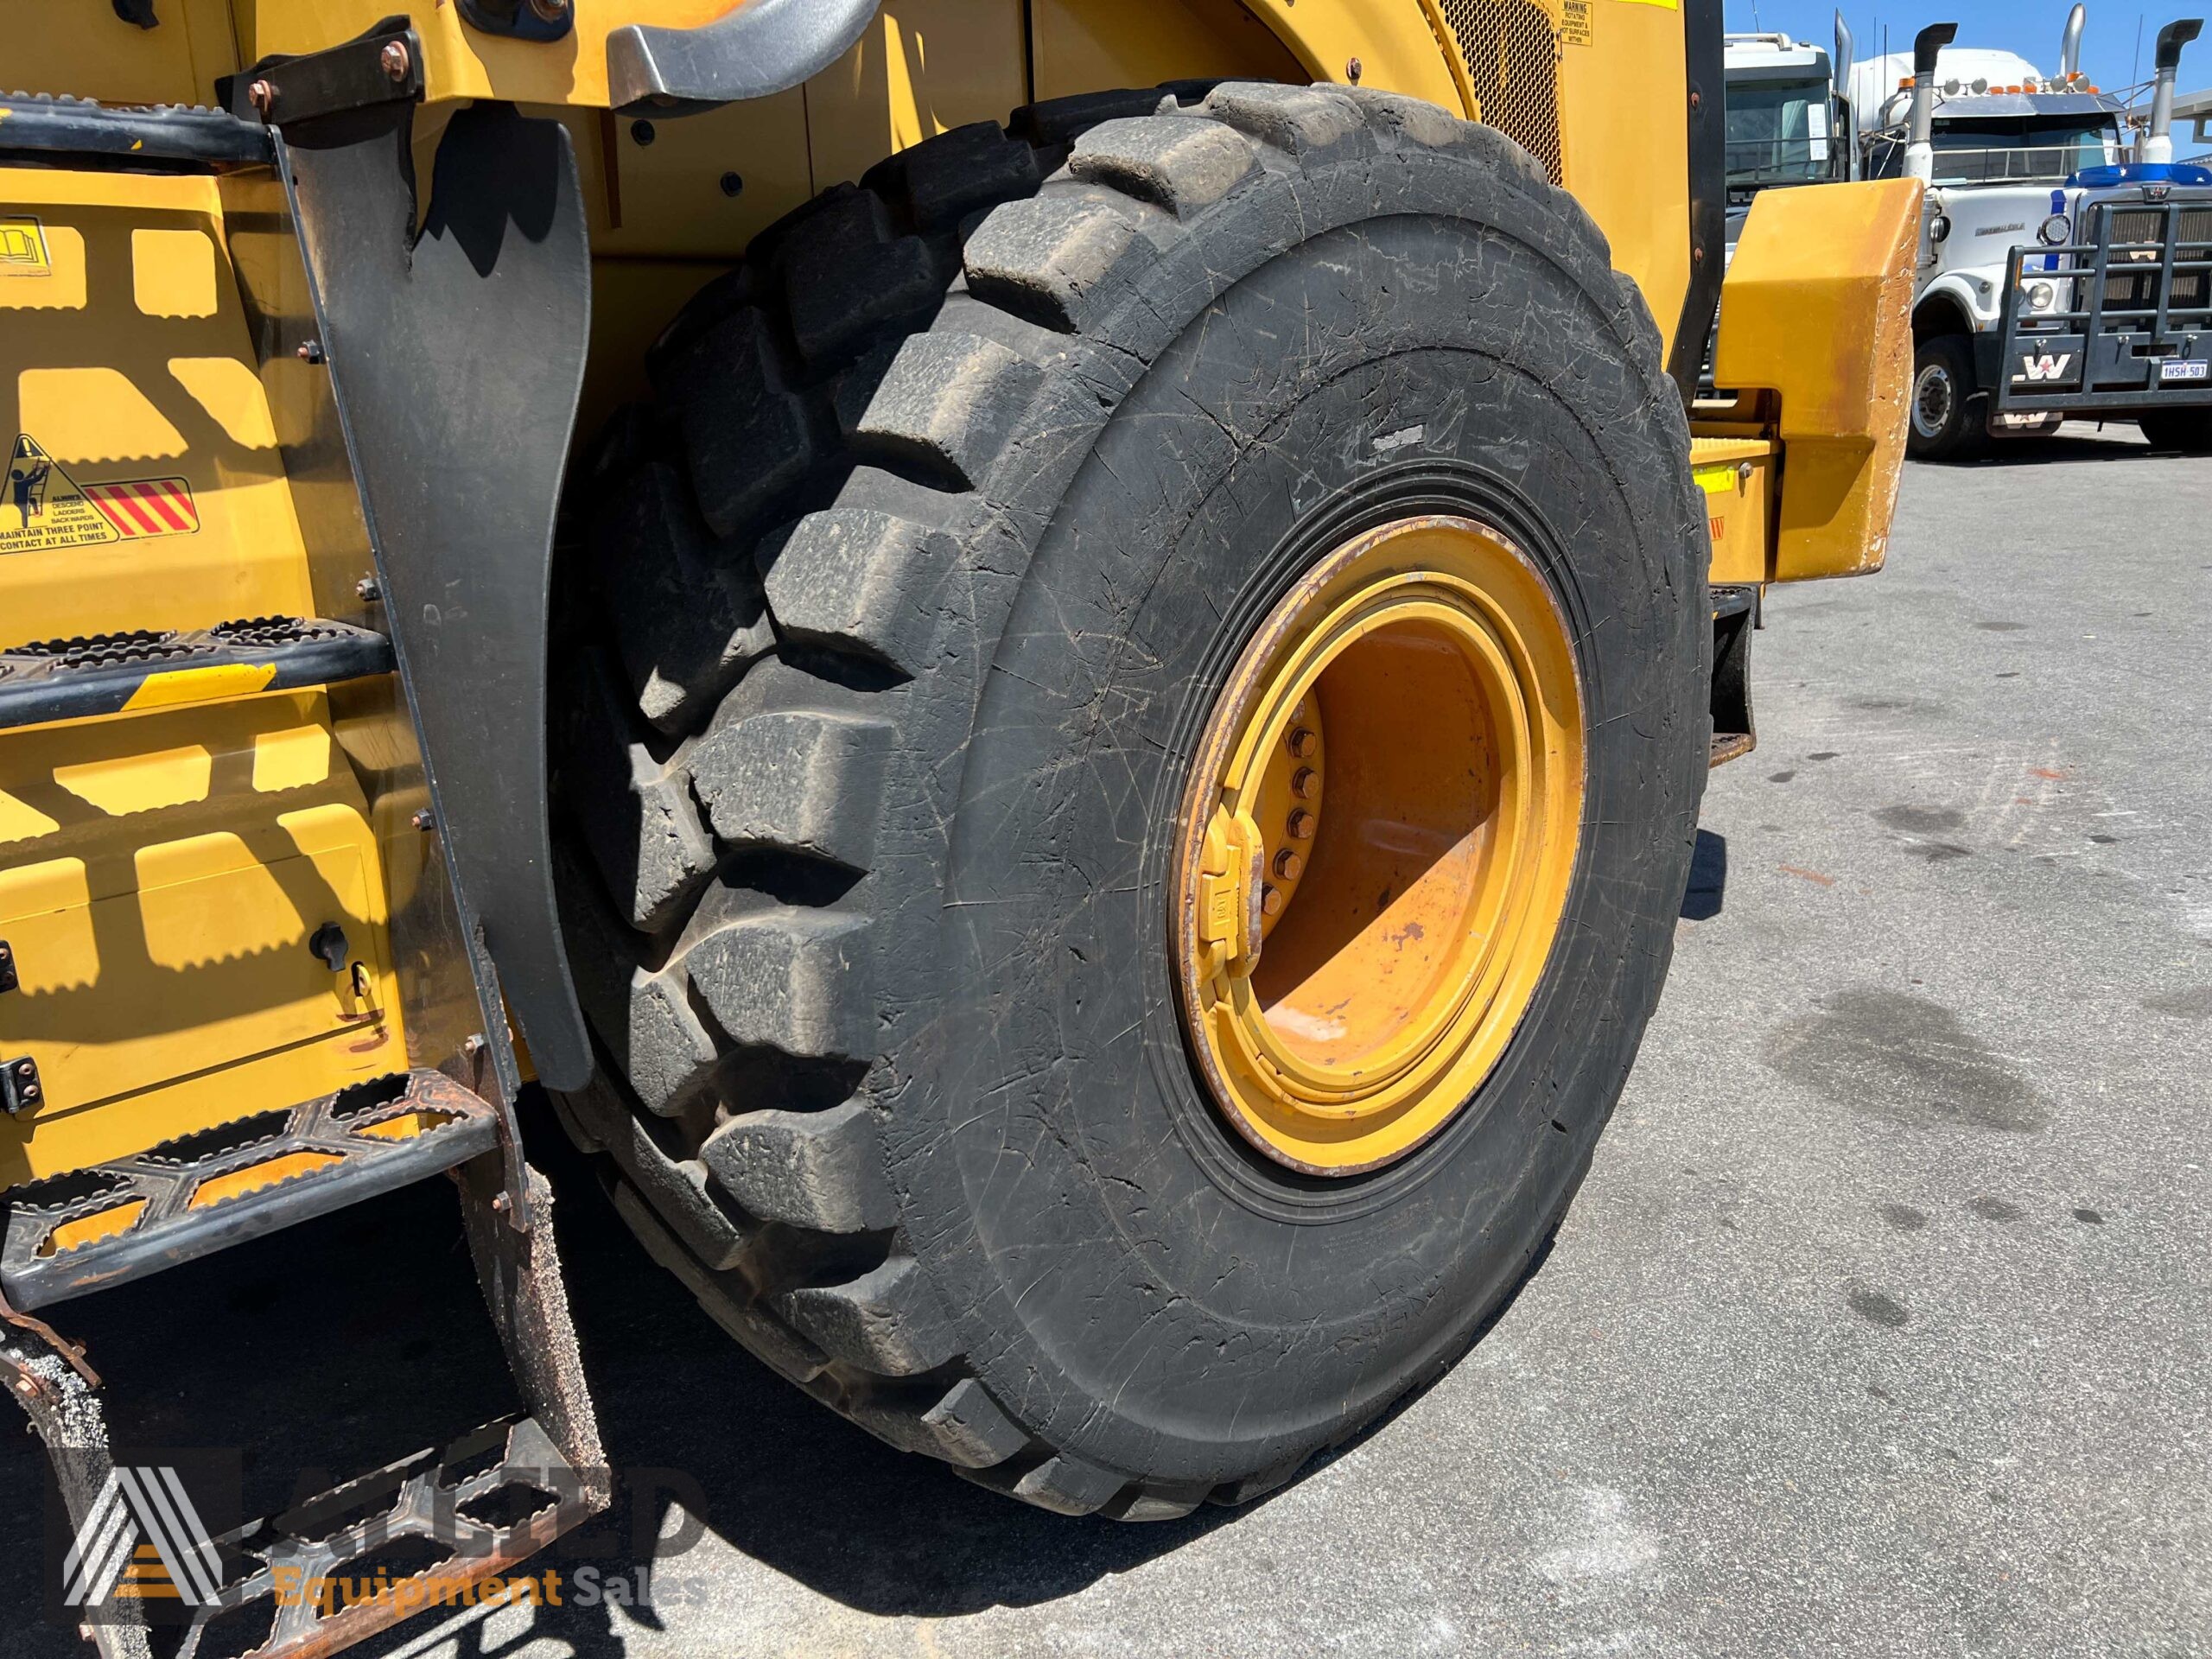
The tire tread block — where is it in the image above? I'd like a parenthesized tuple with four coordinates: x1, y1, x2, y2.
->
(776, 1256, 957, 1376)
(757, 508, 961, 677)
(1068, 116, 1257, 217)
(698, 1100, 893, 1233)
(682, 904, 874, 1061)
(687, 668, 893, 870)
(591, 461, 774, 732)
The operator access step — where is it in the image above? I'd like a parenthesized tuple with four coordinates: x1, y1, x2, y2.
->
(0, 615, 392, 731)
(0, 1069, 499, 1310)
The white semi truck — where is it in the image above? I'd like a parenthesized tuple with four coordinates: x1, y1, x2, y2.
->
(1853, 12, 2211, 456)
(1725, 29, 1843, 202)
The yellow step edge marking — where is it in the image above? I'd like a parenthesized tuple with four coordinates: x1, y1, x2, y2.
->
(1692, 462, 1742, 497)
(124, 663, 279, 711)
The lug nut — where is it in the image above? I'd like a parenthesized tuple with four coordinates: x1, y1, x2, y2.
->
(1260, 885, 1284, 917)
(1274, 849, 1304, 880)
(1287, 728, 1318, 759)
(1292, 766, 1320, 799)
(411, 809, 435, 832)
(379, 40, 410, 82)
(356, 575, 381, 601)
(1287, 809, 1316, 841)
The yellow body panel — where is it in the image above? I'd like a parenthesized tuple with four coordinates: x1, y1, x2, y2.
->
(0, 167, 315, 645)
(1031, 0, 1307, 99)
(1713, 178, 1923, 581)
(1690, 436, 1776, 587)
(1558, 0, 1691, 368)
(1, 0, 239, 108)
(234, 0, 731, 106)
(804, 1, 1030, 189)
(0, 694, 404, 1186)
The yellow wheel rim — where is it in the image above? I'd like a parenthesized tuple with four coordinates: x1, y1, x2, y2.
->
(1171, 515, 1586, 1176)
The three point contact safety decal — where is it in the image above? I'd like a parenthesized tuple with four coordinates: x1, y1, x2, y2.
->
(1, 434, 199, 555)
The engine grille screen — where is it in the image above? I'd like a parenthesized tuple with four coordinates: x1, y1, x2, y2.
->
(1440, 0, 1567, 183)
(2101, 207, 2212, 318)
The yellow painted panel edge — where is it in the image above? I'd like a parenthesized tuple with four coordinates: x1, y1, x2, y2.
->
(124, 663, 279, 711)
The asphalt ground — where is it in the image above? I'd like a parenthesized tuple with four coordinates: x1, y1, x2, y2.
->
(5, 423, 2208, 1657)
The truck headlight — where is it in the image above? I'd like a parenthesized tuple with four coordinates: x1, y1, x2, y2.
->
(2026, 280, 2057, 312)
(2038, 213, 2071, 245)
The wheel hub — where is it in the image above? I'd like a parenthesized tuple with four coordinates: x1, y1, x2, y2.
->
(1171, 516, 1585, 1176)
(1914, 363, 1955, 437)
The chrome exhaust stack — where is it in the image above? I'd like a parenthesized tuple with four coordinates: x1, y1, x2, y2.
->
(1906, 22, 1959, 181)
(2144, 18, 2202, 162)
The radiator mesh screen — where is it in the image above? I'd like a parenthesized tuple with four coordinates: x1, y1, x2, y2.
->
(1440, 0, 1566, 182)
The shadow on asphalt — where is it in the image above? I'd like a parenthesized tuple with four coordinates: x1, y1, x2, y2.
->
(1681, 830, 1728, 922)
(6, 1094, 1556, 1652)
(3, 1092, 1562, 1651)
(1941, 431, 2158, 467)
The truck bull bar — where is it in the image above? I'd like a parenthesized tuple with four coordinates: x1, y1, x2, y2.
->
(1993, 196, 2212, 411)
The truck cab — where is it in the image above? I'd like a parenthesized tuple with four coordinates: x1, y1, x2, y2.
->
(1859, 19, 2212, 455)
(1726, 32, 1840, 207)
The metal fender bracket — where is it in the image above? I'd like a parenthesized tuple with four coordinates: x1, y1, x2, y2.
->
(243, 71, 594, 1100)
(607, 0, 881, 112)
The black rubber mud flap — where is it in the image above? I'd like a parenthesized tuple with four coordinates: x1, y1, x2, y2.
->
(283, 101, 591, 1091)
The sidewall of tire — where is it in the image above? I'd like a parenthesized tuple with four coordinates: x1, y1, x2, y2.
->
(891, 210, 1706, 1485)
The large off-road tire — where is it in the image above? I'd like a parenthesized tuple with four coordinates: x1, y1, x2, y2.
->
(2137, 406, 2212, 454)
(552, 81, 1708, 1518)
(1907, 333, 1988, 461)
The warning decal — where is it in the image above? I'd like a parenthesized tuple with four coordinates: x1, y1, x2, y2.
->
(1, 437, 200, 554)
(86, 477, 199, 538)
(0, 217, 52, 276)
(3, 435, 120, 554)
(1561, 0, 1594, 47)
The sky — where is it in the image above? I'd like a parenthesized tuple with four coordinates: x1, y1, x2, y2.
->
(1721, 0, 2204, 96)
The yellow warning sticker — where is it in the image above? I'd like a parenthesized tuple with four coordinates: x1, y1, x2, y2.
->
(1692, 462, 1740, 496)
(0, 217, 52, 276)
(2, 435, 123, 555)
(1561, 0, 1595, 47)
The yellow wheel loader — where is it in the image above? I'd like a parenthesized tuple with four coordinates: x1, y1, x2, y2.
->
(1, 2, 1919, 1651)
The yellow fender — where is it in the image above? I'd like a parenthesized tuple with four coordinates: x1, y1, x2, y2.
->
(1713, 176, 1924, 581)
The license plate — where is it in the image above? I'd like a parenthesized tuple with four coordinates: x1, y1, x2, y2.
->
(2161, 358, 2209, 382)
